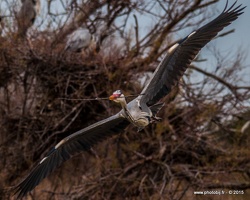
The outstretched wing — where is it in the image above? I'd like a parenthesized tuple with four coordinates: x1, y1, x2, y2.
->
(140, 1, 245, 106)
(13, 113, 129, 199)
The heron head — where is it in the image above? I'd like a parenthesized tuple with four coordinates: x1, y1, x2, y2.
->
(109, 90, 125, 103)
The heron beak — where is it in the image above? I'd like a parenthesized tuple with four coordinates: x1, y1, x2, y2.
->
(109, 95, 116, 101)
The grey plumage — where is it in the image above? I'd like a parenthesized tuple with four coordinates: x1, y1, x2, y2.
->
(140, 1, 245, 107)
(65, 27, 95, 52)
(17, 0, 39, 37)
(13, 1, 245, 198)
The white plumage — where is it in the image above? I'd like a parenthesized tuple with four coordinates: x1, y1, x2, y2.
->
(65, 27, 95, 52)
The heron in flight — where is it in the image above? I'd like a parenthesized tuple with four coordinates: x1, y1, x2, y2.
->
(13, 1, 245, 198)
(65, 27, 96, 52)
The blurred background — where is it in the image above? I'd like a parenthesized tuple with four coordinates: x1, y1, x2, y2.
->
(0, 0, 250, 199)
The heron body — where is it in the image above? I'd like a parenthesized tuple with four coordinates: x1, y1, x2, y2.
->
(65, 27, 95, 52)
(17, 0, 39, 37)
(120, 96, 151, 128)
(13, 1, 245, 198)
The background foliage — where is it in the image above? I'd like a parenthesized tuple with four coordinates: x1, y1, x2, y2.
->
(0, 0, 250, 199)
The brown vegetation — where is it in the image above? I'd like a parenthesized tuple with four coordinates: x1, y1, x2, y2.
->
(0, 0, 250, 199)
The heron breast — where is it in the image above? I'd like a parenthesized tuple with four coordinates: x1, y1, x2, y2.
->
(135, 117, 150, 127)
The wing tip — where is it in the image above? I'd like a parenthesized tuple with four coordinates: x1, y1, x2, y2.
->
(11, 184, 26, 199)
(223, 1, 246, 16)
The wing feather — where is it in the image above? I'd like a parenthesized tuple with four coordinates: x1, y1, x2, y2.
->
(13, 113, 129, 199)
(140, 1, 245, 106)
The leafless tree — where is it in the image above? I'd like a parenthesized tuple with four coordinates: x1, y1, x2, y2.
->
(0, 0, 249, 199)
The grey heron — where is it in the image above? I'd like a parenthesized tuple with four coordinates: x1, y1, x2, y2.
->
(17, 0, 40, 37)
(65, 27, 96, 52)
(13, 1, 245, 198)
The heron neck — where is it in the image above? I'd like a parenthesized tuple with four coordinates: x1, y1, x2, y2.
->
(119, 98, 135, 123)
(119, 98, 128, 110)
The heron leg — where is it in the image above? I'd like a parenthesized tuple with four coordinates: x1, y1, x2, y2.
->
(137, 127, 144, 132)
(151, 116, 162, 123)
